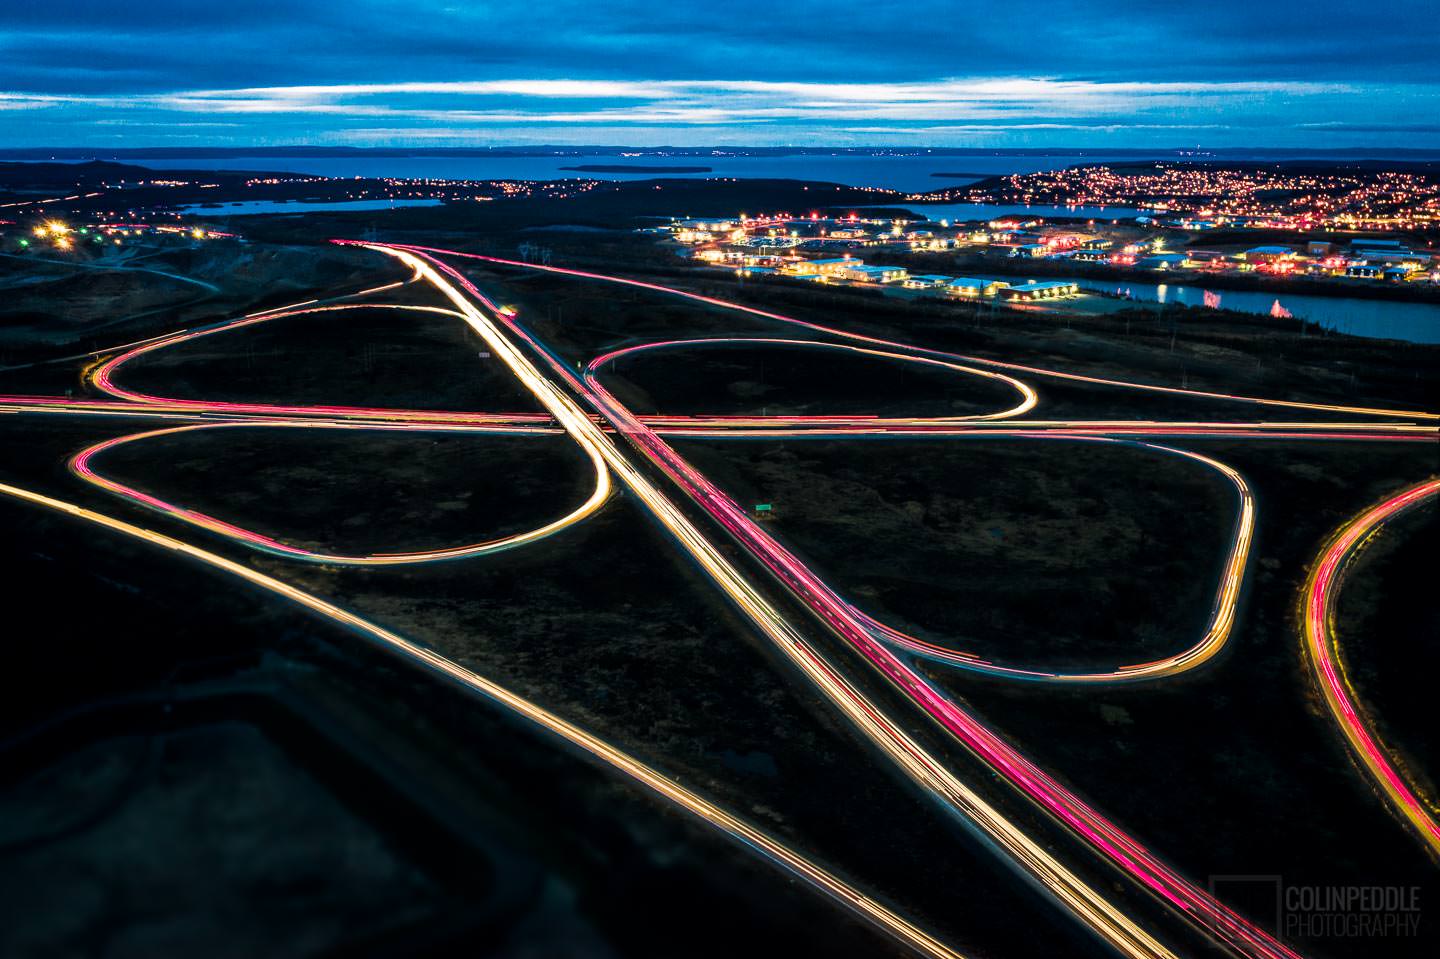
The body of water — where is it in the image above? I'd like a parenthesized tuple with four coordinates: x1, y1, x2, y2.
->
(1071, 277, 1440, 343)
(873, 202, 1152, 222)
(15, 150, 1440, 195)
(71, 153, 1152, 194)
(17, 153, 1437, 342)
(177, 198, 444, 214)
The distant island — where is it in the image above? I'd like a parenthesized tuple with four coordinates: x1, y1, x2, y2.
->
(560, 164, 712, 173)
(7, 146, 1440, 160)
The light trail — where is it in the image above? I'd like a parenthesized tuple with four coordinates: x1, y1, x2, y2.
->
(68, 420, 610, 566)
(573, 345, 1301, 959)
(91, 302, 470, 411)
(393, 242, 1312, 958)
(72, 298, 556, 428)
(847, 436, 1255, 684)
(588, 336, 1038, 422)
(4, 237, 1428, 957)
(398, 246, 1437, 423)
(640, 418, 1433, 441)
(0, 390, 1428, 443)
(368, 243, 1183, 959)
(0, 272, 412, 375)
(0, 394, 554, 429)
(0, 478, 969, 959)
(1302, 477, 1440, 857)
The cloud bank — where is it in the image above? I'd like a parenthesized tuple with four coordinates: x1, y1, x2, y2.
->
(1, 1, 1434, 146)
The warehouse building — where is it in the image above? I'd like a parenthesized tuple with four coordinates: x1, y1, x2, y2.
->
(902, 274, 954, 289)
(838, 263, 909, 284)
(1001, 280, 1079, 301)
(947, 277, 1010, 298)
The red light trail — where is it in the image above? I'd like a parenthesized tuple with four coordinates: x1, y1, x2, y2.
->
(0, 238, 1431, 959)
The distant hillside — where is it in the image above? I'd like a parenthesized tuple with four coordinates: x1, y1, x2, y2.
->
(0, 159, 158, 187)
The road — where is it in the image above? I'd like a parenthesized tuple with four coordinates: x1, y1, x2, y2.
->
(398, 245, 1298, 958)
(0, 239, 1434, 958)
(0, 249, 221, 293)
(0, 476, 964, 959)
(1302, 477, 1440, 856)
(377, 242, 1435, 957)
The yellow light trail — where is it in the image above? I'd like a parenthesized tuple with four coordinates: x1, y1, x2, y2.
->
(1301, 477, 1440, 857)
(9, 240, 1413, 957)
(376, 245, 1179, 959)
(589, 336, 1038, 422)
(407, 248, 1437, 423)
(69, 420, 610, 566)
(0, 478, 967, 959)
(388, 242, 1324, 958)
(861, 439, 1255, 683)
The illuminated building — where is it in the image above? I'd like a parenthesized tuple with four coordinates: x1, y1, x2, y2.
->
(947, 277, 1009, 297)
(1136, 253, 1188, 271)
(837, 263, 908, 284)
(1002, 280, 1079, 300)
(779, 256, 857, 277)
(1182, 250, 1228, 268)
(901, 274, 955, 289)
(1241, 246, 1297, 264)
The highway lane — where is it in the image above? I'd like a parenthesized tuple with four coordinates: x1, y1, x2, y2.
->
(3, 278, 1427, 442)
(0, 274, 1422, 692)
(0, 249, 223, 293)
(88, 302, 482, 412)
(398, 242, 1322, 958)
(367, 242, 1182, 959)
(588, 336, 1038, 421)
(590, 336, 1258, 682)
(397, 246, 1438, 424)
(836, 435, 1255, 684)
(3, 265, 410, 381)
(0, 479, 970, 959)
(638, 419, 1435, 441)
(3, 242, 1432, 956)
(2, 391, 1430, 442)
(0, 395, 554, 429)
(571, 332, 1300, 959)
(1302, 477, 1440, 858)
(68, 420, 611, 566)
(0, 270, 414, 374)
(390, 241, 1353, 958)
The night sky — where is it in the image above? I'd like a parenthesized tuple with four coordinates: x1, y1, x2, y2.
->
(2, 1, 1437, 148)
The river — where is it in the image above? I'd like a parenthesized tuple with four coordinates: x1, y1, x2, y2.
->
(48, 153, 1151, 194)
(1069, 278, 1440, 344)
(177, 198, 443, 215)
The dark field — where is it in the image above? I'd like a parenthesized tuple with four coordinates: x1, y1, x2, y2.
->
(1334, 501, 1440, 809)
(97, 426, 593, 556)
(676, 436, 1233, 670)
(0, 493, 948, 959)
(436, 244, 1437, 419)
(946, 441, 1440, 958)
(1, 188, 1436, 959)
(0, 421, 1112, 959)
(113, 302, 543, 413)
(600, 340, 1027, 418)
(0, 242, 391, 363)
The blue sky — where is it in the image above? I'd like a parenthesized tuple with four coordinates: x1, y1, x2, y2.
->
(2, 1, 1437, 148)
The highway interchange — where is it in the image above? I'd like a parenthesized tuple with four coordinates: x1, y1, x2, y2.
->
(0, 239, 1435, 958)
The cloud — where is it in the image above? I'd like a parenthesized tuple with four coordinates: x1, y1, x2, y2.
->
(18, 76, 1354, 127)
(0, 1, 1437, 147)
(841, 123, 1232, 135)
(1297, 121, 1440, 134)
